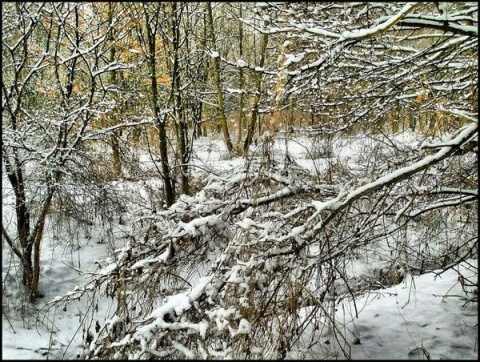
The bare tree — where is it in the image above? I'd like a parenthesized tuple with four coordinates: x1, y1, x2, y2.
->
(243, 11, 269, 153)
(43, 2, 477, 359)
(137, 3, 176, 206)
(2, 2, 130, 302)
(207, 2, 234, 154)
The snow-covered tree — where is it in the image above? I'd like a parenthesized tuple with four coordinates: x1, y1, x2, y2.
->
(41, 2, 477, 359)
(251, 2, 477, 134)
(2, 2, 132, 302)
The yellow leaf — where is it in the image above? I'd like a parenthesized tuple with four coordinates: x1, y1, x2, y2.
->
(156, 75, 170, 87)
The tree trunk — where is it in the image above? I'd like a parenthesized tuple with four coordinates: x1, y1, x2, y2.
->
(236, 3, 246, 153)
(110, 133, 122, 179)
(170, 2, 189, 195)
(108, 2, 122, 179)
(244, 21, 268, 153)
(207, 2, 234, 154)
(29, 188, 55, 302)
(5, 158, 32, 286)
(144, 4, 175, 207)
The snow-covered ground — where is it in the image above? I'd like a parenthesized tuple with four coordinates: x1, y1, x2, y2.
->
(2, 133, 477, 359)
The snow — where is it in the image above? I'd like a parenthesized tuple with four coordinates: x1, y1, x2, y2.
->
(190, 276, 212, 302)
(226, 87, 246, 94)
(283, 52, 305, 67)
(3, 1, 477, 358)
(171, 341, 194, 359)
(236, 58, 248, 67)
(341, 265, 477, 360)
(148, 293, 191, 320)
(175, 215, 222, 238)
(2, 228, 120, 359)
(340, 3, 420, 41)
(2, 132, 477, 360)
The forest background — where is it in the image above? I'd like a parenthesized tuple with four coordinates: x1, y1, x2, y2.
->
(2, 2, 478, 359)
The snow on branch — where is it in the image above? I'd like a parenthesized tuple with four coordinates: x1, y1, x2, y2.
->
(397, 14, 478, 37)
(52, 119, 477, 358)
(339, 122, 477, 206)
(337, 2, 421, 42)
(262, 121, 478, 258)
(408, 194, 477, 219)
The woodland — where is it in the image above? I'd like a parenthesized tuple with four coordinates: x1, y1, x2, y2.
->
(2, 2, 478, 359)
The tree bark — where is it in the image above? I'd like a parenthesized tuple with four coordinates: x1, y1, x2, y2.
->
(144, 4, 175, 207)
(108, 2, 123, 179)
(244, 20, 268, 153)
(236, 3, 246, 153)
(170, 2, 189, 195)
(207, 2, 234, 154)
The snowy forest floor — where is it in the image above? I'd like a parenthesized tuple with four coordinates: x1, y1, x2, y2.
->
(2, 131, 478, 360)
